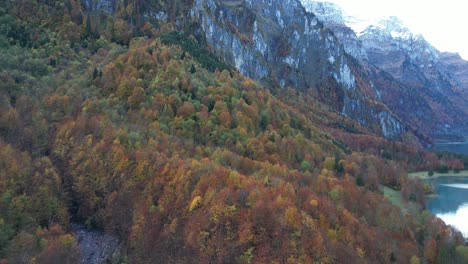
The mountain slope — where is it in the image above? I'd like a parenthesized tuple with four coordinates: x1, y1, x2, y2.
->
(0, 0, 467, 263)
(79, 0, 434, 144)
(188, 0, 419, 142)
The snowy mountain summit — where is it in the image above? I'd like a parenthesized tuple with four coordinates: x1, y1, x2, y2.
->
(300, 1, 346, 25)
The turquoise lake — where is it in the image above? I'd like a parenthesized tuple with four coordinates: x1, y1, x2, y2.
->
(434, 141, 468, 155)
(427, 177, 468, 238)
(427, 142, 468, 238)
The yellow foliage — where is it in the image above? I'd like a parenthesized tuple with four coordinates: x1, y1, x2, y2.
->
(275, 195, 284, 206)
(301, 211, 316, 231)
(320, 168, 330, 177)
(189, 196, 202, 212)
(410, 255, 420, 264)
(58, 234, 76, 249)
(287, 256, 297, 264)
(356, 247, 365, 258)
(323, 157, 335, 171)
(168, 218, 178, 234)
(228, 170, 241, 187)
(327, 228, 339, 241)
(285, 206, 301, 230)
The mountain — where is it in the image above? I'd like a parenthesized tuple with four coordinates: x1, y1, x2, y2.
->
(1, 0, 468, 263)
(439, 52, 468, 97)
(302, 2, 468, 141)
(80, 0, 463, 144)
(62, 0, 418, 143)
(359, 17, 468, 140)
(188, 0, 416, 140)
(299, 1, 368, 61)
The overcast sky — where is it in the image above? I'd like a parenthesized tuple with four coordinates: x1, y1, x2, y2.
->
(324, 0, 468, 60)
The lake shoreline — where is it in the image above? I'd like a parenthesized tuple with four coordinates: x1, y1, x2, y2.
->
(408, 170, 468, 180)
(433, 141, 468, 155)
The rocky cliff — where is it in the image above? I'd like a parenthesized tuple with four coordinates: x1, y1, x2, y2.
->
(440, 52, 468, 98)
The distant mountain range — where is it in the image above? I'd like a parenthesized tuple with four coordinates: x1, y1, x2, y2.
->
(301, 1, 468, 141)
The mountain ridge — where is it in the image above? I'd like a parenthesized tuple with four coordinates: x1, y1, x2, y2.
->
(303, 1, 468, 141)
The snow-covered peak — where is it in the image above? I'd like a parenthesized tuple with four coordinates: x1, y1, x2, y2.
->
(365, 16, 414, 40)
(360, 16, 440, 60)
(299, 1, 368, 61)
(300, 1, 346, 25)
(300, 0, 367, 28)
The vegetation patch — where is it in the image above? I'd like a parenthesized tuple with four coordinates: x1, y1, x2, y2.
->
(383, 185, 406, 210)
(161, 31, 234, 72)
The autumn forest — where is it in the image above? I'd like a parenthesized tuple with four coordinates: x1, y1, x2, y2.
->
(0, 0, 467, 263)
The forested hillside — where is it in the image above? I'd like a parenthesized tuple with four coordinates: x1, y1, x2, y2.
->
(0, 0, 467, 263)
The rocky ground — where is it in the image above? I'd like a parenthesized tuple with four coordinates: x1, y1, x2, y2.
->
(71, 224, 121, 264)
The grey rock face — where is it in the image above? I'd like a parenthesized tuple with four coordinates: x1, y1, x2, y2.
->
(81, 0, 116, 14)
(439, 52, 468, 96)
(299, 1, 368, 61)
(191, 0, 356, 92)
(300, 1, 345, 24)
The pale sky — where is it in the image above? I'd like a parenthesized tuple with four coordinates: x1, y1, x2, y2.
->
(324, 0, 468, 60)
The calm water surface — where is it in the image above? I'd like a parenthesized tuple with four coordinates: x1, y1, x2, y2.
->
(434, 141, 468, 155)
(427, 177, 468, 238)
(427, 142, 468, 238)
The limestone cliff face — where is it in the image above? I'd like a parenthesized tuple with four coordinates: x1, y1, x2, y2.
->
(190, 0, 355, 93)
